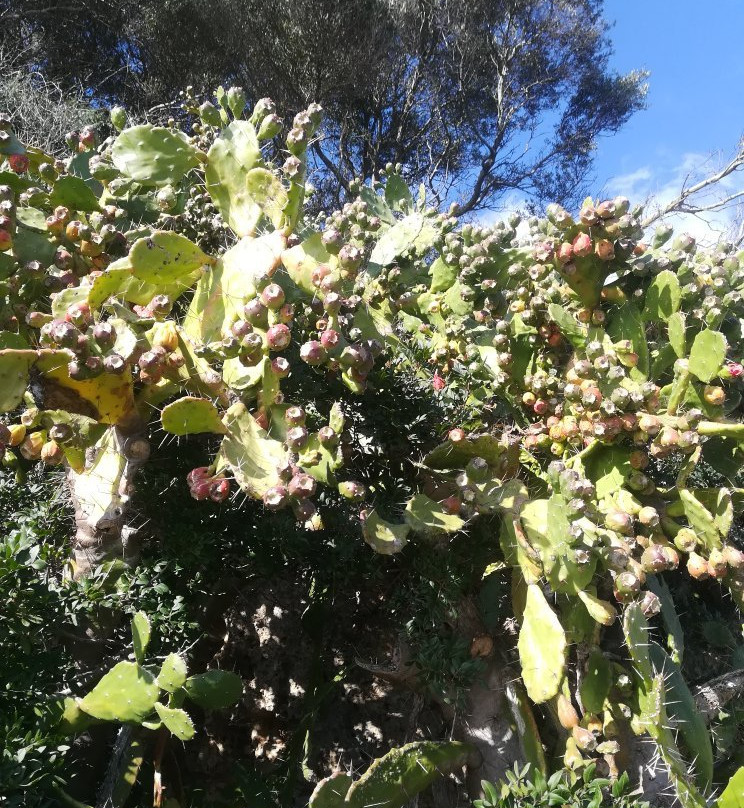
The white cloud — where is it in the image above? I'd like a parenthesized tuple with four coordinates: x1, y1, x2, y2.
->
(606, 150, 744, 246)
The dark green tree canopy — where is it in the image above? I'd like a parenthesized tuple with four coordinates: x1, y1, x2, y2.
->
(1, 0, 646, 211)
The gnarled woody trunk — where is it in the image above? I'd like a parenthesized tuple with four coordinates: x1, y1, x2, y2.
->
(68, 418, 149, 579)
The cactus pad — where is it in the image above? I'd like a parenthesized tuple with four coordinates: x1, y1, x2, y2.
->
(157, 653, 188, 692)
(0, 349, 35, 411)
(309, 773, 354, 808)
(205, 120, 264, 236)
(344, 741, 472, 808)
(362, 510, 410, 555)
(518, 584, 567, 703)
(183, 669, 243, 709)
(161, 397, 227, 436)
(112, 125, 200, 185)
(688, 329, 726, 383)
(218, 403, 285, 498)
(79, 661, 159, 723)
(131, 611, 151, 664)
(129, 231, 212, 285)
(403, 494, 464, 535)
(154, 703, 195, 741)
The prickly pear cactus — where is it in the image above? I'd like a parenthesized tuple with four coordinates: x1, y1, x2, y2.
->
(3, 84, 744, 806)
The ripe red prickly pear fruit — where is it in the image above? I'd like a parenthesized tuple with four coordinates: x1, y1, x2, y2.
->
(266, 323, 291, 351)
(209, 478, 230, 502)
(288, 474, 317, 499)
(448, 428, 466, 442)
(8, 153, 29, 174)
(300, 340, 327, 366)
(263, 485, 289, 510)
(572, 232, 593, 257)
(187, 466, 211, 486)
(708, 549, 727, 579)
(440, 495, 462, 515)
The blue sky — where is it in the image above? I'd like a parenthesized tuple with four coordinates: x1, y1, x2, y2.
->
(592, 0, 744, 240)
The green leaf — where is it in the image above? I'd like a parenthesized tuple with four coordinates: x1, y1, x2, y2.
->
(668, 311, 687, 358)
(131, 611, 151, 664)
(154, 703, 195, 741)
(518, 584, 567, 703)
(404, 494, 464, 535)
(79, 661, 159, 723)
(679, 489, 720, 550)
(157, 654, 188, 692)
(161, 397, 227, 436)
(130, 231, 211, 285)
(183, 669, 243, 709)
(384, 174, 414, 213)
(688, 329, 726, 383)
(580, 649, 612, 713)
(112, 125, 200, 186)
(362, 510, 410, 555)
(643, 270, 681, 321)
(49, 175, 101, 212)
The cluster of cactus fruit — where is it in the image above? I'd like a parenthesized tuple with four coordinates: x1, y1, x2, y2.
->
(1, 85, 744, 805)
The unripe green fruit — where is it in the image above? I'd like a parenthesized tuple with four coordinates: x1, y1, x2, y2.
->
(338, 480, 366, 502)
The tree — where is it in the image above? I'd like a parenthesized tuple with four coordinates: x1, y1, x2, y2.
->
(1, 0, 646, 212)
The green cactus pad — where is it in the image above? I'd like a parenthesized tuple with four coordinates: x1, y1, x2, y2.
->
(281, 232, 331, 295)
(58, 696, 101, 735)
(129, 231, 212, 285)
(688, 329, 727, 382)
(428, 256, 458, 293)
(547, 303, 588, 350)
(218, 403, 285, 498)
(623, 602, 653, 680)
(49, 175, 100, 212)
(718, 767, 744, 808)
(606, 302, 649, 377)
(0, 349, 35, 411)
(518, 584, 567, 703)
(362, 510, 410, 555)
(424, 434, 512, 469)
(131, 611, 151, 664)
(184, 232, 285, 344)
(642, 270, 681, 322)
(582, 445, 631, 498)
(51, 286, 89, 320)
(403, 494, 464, 535)
(344, 741, 472, 808)
(679, 489, 721, 550)
(359, 185, 394, 226)
(384, 174, 414, 214)
(369, 212, 439, 267)
(205, 121, 263, 236)
(183, 669, 243, 709)
(112, 125, 200, 186)
(157, 653, 188, 692)
(13, 221, 56, 265)
(668, 311, 687, 358)
(161, 397, 227, 436)
(579, 649, 612, 713)
(154, 703, 195, 741)
(79, 661, 159, 723)
(244, 166, 288, 228)
(309, 773, 354, 808)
